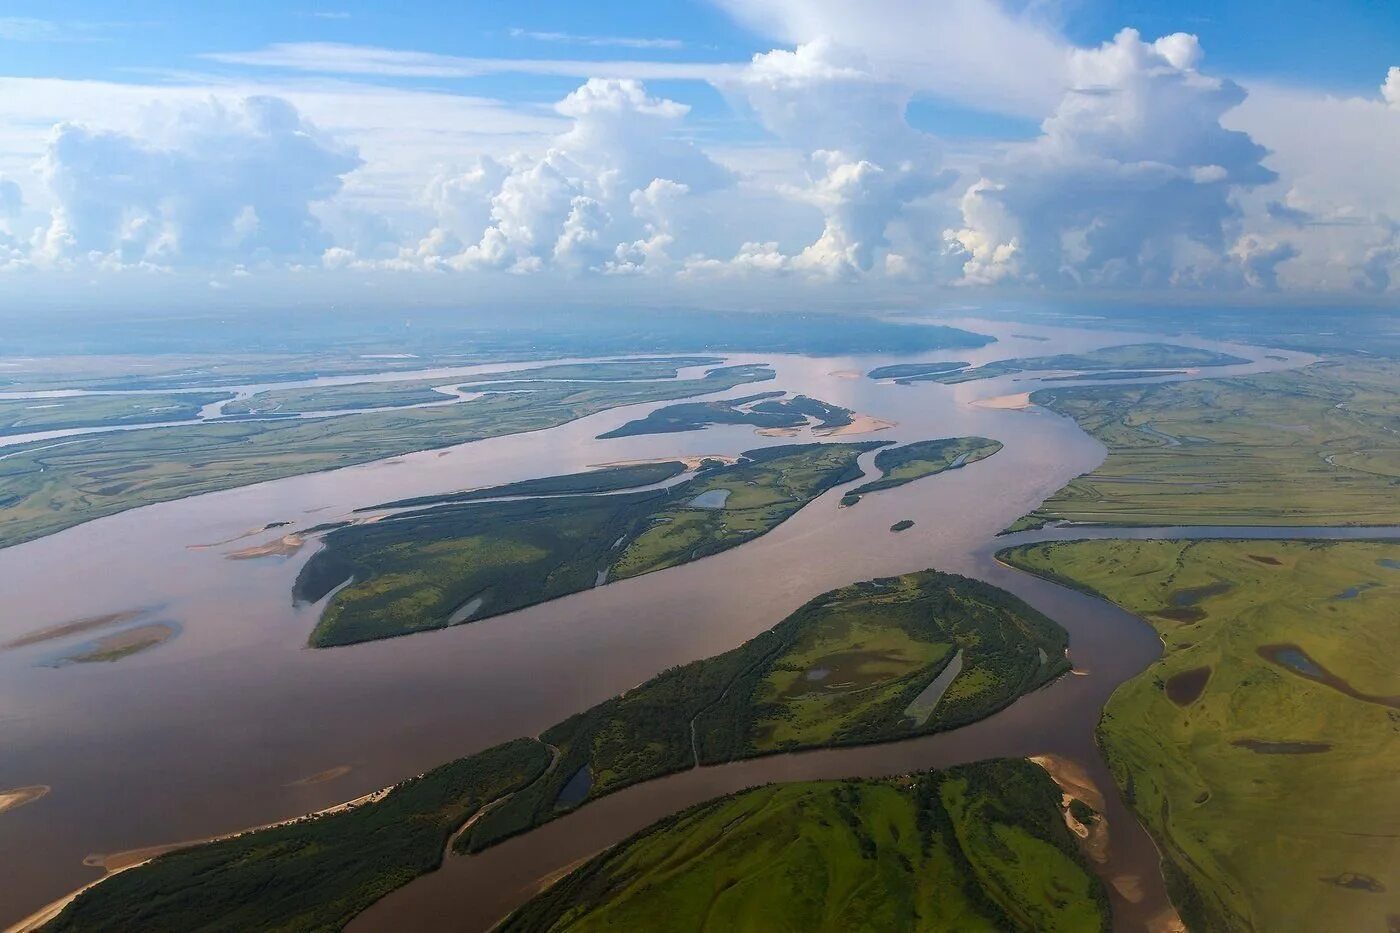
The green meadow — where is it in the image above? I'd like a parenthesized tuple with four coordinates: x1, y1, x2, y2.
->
(502, 760, 1109, 933)
(0, 391, 233, 436)
(841, 437, 1002, 505)
(1016, 360, 1400, 526)
(0, 362, 772, 550)
(299, 442, 882, 647)
(1000, 539, 1400, 932)
(46, 571, 1071, 931)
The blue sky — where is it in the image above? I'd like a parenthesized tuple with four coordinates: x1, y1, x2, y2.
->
(1, 1, 1397, 306)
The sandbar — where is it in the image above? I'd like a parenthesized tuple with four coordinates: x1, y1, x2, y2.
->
(974, 392, 1032, 410)
(3, 610, 145, 651)
(813, 413, 897, 436)
(227, 534, 305, 560)
(0, 785, 49, 816)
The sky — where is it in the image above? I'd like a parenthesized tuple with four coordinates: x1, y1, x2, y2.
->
(1, 0, 1398, 311)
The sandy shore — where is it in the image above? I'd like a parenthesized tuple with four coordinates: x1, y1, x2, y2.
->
(3, 611, 145, 650)
(227, 534, 305, 560)
(0, 785, 49, 817)
(755, 426, 802, 437)
(287, 765, 353, 787)
(813, 413, 897, 436)
(827, 369, 862, 379)
(7, 783, 397, 933)
(973, 392, 1032, 410)
(60, 623, 176, 664)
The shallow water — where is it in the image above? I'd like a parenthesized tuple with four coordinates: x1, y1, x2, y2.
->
(0, 319, 1329, 928)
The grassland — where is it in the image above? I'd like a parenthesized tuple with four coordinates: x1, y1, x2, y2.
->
(1016, 360, 1400, 526)
(889, 343, 1248, 385)
(463, 569, 1067, 850)
(298, 443, 881, 646)
(1000, 539, 1400, 932)
(840, 437, 1003, 506)
(221, 358, 723, 415)
(0, 363, 773, 550)
(598, 392, 853, 438)
(502, 760, 1109, 933)
(0, 391, 232, 436)
(867, 361, 970, 381)
(366, 460, 688, 511)
(44, 572, 1071, 931)
(45, 738, 551, 933)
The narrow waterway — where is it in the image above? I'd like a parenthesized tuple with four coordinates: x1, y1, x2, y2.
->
(0, 319, 1321, 927)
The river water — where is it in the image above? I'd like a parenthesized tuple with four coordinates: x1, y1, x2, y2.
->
(0, 318, 1334, 928)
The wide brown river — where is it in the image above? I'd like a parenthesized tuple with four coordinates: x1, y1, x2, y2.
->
(0, 318, 1332, 929)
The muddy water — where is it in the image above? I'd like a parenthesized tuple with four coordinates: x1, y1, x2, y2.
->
(0, 319, 1314, 926)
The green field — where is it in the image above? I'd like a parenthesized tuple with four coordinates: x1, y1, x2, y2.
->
(890, 343, 1248, 385)
(0, 363, 773, 551)
(598, 392, 853, 438)
(221, 358, 724, 415)
(1015, 360, 1400, 526)
(47, 572, 1070, 931)
(367, 460, 689, 511)
(867, 360, 970, 381)
(841, 437, 1003, 506)
(0, 391, 234, 436)
(503, 760, 1109, 933)
(1000, 539, 1400, 931)
(45, 738, 551, 933)
(463, 569, 1067, 850)
(298, 442, 882, 647)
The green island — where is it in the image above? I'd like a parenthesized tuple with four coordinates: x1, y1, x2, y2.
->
(365, 460, 690, 512)
(0, 362, 773, 551)
(0, 391, 234, 437)
(597, 392, 853, 438)
(502, 760, 1109, 933)
(999, 538, 1400, 932)
(221, 358, 725, 415)
(1012, 360, 1400, 527)
(867, 361, 971, 381)
(297, 442, 884, 647)
(887, 343, 1248, 385)
(891, 519, 915, 532)
(840, 437, 1003, 506)
(44, 570, 1070, 931)
(43, 738, 554, 933)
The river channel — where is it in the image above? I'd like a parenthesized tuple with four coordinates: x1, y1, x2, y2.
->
(0, 318, 1344, 928)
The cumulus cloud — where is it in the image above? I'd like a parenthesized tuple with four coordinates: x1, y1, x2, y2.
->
(401, 78, 730, 275)
(36, 96, 360, 268)
(1384, 67, 1400, 107)
(713, 0, 1069, 117)
(944, 29, 1275, 288)
(719, 39, 951, 277)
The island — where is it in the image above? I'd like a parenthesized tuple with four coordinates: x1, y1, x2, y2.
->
(44, 569, 1071, 931)
(880, 343, 1248, 385)
(296, 442, 886, 646)
(999, 539, 1400, 932)
(597, 392, 854, 438)
(0, 361, 775, 551)
(502, 760, 1110, 933)
(839, 437, 1003, 506)
(0, 391, 233, 437)
(891, 519, 915, 532)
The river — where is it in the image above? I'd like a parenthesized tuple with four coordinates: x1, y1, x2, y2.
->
(0, 318, 1331, 928)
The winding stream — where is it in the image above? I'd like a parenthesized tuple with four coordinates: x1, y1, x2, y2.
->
(0, 319, 1346, 929)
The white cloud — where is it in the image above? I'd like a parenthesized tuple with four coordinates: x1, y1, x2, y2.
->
(944, 29, 1275, 288)
(507, 28, 685, 50)
(204, 42, 738, 82)
(36, 96, 361, 267)
(712, 0, 1070, 117)
(402, 79, 731, 275)
(1384, 67, 1400, 107)
(716, 39, 951, 277)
